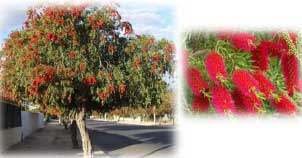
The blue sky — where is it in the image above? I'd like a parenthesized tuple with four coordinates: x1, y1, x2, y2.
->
(0, 0, 175, 47)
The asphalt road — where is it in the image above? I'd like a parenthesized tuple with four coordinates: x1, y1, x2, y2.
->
(2, 119, 176, 158)
(87, 120, 176, 158)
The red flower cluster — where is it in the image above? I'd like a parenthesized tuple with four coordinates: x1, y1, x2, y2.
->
(229, 32, 256, 52)
(186, 67, 208, 96)
(46, 32, 58, 42)
(68, 51, 77, 59)
(205, 52, 227, 84)
(251, 41, 269, 71)
(152, 56, 161, 63)
(232, 70, 262, 113)
(274, 32, 297, 52)
(82, 76, 97, 85)
(133, 58, 141, 68)
(98, 91, 109, 101)
(192, 95, 209, 112)
(211, 86, 236, 114)
(253, 71, 276, 99)
(118, 84, 126, 94)
(281, 53, 299, 96)
(270, 94, 297, 114)
(79, 63, 86, 71)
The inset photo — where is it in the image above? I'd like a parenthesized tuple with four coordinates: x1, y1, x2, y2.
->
(182, 30, 301, 117)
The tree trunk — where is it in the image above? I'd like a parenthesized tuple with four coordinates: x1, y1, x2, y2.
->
(76, 108, 93, 158)
(153, 106, 156, 124)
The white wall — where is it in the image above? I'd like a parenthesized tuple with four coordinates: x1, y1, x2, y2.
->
(21, 111, 44, 139)
(0, 127, 22, 152)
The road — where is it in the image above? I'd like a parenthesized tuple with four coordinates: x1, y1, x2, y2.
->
(2, 119, 176, 158)
(87, 120, 176, 158)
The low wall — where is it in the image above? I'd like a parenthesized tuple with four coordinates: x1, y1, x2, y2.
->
(21, 111, 45, 140)
(0, 127, 22, 152)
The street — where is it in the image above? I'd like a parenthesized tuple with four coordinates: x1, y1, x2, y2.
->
(2, 119, 176, 158)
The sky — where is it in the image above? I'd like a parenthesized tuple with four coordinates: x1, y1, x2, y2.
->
(0, 0, 175, 47)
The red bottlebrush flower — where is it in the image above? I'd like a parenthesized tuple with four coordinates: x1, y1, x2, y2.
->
(211, 86, 236, 114)
(270, 94, 297, 114)
(83, 76, 97, 85)
(251, 41, 269, 71)
(118, 84, 126, 94)
(230, 32, 256, 52)
(99, 71, 106, 78)
(133, 58, 141, 68)
(97, 19, 104, 28)
(281, 53, 299, 96)
(152, 56, 160, 63)
(107, 74, 113, 80)
(108, 45, 116, 53)
(205, 52, 227, 84)
(253, 71, 276, 99)
(79, 63, 86, 71)
(192, 94, 209, 112)
(186, 67, 209, 96)
(232, 89, 262, 114)
(232, 70, 260, 97)
(99, 92, 109, 100)
(262, 41, 284, 58)
(107, 85, 115, 94)
(274, 32, 297, 52)
(232, 89, 247, 113)
(68, 51, 76, 59)
(46, 32, 57, 42)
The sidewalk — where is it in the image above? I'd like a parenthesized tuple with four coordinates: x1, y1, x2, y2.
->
(1, 121, 108, 158)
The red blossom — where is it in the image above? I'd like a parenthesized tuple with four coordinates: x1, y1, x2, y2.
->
(230, 32, 256, 52)
(263, 41, 284, 58)
(274, 32, 297, 52)
(186, 67, 209, 96)
(192, 94, 209, 112)
(152, 56, 160, 63)
(251, 41, 269, 71)
(107, 85, 115, 94)
(118, 84, 126, 94)
(211, 86, 236, 114)
(270, 94, 297, 114)
(253, 71, 276, 99)
(281, 53, 299, 96)
(133, 58, 141, 68)
(46, 32, 57, 42)
(232, 69, 260, 97)
(98, 92, 109, 100)
(97, 19, 104, 28)
(232, 70, 263, 113)
(79, 63, 86, 71)
(83, 76, 97, 85)
(205, 52, 227, 84)
(68, 51, 76, 59)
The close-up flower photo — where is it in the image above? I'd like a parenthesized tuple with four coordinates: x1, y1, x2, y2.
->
(183, 31, 301, 116)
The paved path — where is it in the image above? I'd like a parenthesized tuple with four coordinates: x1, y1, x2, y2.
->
(2, 120, 176, 158)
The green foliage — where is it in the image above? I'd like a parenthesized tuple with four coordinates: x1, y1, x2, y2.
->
(0, 4, 173, 116)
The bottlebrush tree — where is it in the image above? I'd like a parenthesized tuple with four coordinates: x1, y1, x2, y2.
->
(184, 31, 301, 116)
(0, 4, 173, 157)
